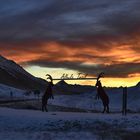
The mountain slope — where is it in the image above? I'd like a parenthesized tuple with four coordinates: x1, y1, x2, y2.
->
(0, 55, 46, 90)
(136, 82, 140, 87)
(54, 80, 95, 95)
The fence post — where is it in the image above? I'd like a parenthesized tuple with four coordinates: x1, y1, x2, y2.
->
(122, 87, 127, 116)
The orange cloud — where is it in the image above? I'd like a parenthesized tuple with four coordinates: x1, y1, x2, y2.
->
(0, 34, 140, 80)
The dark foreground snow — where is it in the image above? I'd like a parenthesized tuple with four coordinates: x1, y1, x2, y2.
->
(0, 107, 140, 140)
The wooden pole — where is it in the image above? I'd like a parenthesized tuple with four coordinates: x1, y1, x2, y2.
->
(122, 87, 127, 116)
(124, 87, 127, 115)
(122, 88, 124, 115)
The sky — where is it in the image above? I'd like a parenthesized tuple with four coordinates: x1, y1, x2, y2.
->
(0, 0, 140, 87)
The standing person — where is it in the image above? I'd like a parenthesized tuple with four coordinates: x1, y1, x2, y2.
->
(42, 74, 54, 112)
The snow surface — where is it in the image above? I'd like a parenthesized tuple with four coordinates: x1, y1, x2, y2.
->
(49, 87, 140, 112)
(0, 82, 140, 140)
(0, 83, 37, 100)
(0, 81, 140, 113)
(0, 84, 25, 99)
(0, 107, 140, 140)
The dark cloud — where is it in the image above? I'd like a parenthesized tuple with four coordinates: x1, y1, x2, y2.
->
(0, 0, 140, 78)
(24, 59, 140, 78)
(0, 0, 140, 42)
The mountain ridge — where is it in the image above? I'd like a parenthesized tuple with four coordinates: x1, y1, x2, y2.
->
(0, 55, 47, 90)
(136, 82, 140, 87)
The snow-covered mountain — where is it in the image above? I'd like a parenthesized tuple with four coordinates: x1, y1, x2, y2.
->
(0, 55, 46, 90)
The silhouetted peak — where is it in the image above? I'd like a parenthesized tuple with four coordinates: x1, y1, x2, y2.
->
(0, 55, 7, 62)
(0, 55, 46, 90)
(56, 80, 68, 86)
(136, 82, 140, 87)
(0, 55, 16, 65)
(0, 55, 24, 73)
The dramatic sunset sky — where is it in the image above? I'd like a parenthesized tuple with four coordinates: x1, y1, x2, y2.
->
(0, 0, 140, 87)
